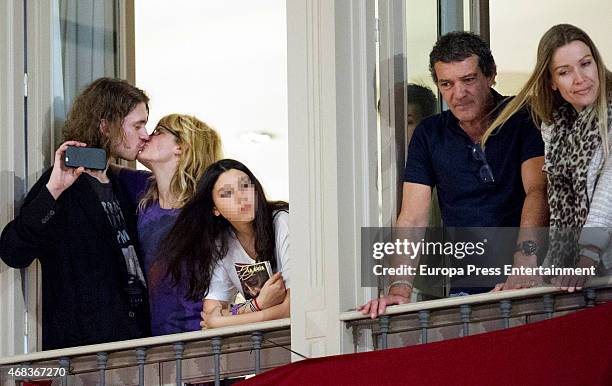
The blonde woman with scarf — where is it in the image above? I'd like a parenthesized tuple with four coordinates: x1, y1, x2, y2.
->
(483, 24, 612, 292)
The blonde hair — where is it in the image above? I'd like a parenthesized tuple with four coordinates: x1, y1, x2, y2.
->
(482, 24, 612, 159)
(139, 114, 222, 210)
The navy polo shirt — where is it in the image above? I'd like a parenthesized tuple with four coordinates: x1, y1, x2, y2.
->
(404, 89, 544, 227)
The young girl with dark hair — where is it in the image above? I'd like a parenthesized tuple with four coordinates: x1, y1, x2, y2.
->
(160, 159, 290, 328)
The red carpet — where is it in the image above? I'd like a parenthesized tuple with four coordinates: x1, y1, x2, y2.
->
(240, 301, 612, 386)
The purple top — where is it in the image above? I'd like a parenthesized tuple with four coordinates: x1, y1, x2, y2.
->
(138, 202, 202, 335)
(118, 168, 202, 335)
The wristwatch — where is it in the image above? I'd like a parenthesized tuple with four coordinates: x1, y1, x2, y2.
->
(516, 240, 538, 256)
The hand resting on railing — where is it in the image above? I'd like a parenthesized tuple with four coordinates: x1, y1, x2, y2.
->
(357, 283, 412, 319)
(201, 289, 290, 329)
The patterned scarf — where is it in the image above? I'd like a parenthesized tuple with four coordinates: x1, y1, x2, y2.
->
(544, 102, 602, 267)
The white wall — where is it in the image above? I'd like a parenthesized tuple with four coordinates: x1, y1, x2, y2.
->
(490, 0, 612, 95)
(134, 0, 288, 200)
(405, 0, 438, 90)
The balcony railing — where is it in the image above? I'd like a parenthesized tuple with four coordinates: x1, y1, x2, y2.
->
(2, 277, 611, 385)
(0, 318, 290, 386)
(341, 276, 612, 351)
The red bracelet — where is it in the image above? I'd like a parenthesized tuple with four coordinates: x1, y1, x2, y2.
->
(253, 297, 262, 311)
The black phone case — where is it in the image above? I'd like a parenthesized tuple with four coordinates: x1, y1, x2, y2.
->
(64, 146, 107, 170)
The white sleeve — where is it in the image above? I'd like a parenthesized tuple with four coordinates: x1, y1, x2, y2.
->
(540, 121, 553, 156)
(275, 211, 291, 289)
(205, 261, 236, 303)
(581, 152, 612, 269)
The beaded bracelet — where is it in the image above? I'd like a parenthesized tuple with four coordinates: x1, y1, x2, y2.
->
(232, 299, 262, 315)
(253, 297, 262, 311)
(230, 303, 242, 316)
(247, 299, 258, 312)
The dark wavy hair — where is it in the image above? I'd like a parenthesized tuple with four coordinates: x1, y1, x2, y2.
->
(406, 83, 438, 118)
(160, 159, 288, 301)
(429, 31, 496, 83)
(62, 77, 149, 155)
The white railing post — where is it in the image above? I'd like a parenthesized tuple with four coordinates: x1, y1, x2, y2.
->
(135, 347, 146, 386)
(58, 356, 70, 386)
(251, 331, 263, 374)
(460, 304, 471, 336)
(211, 336, 222, 386)
(96, 352, 108, 386)
(418, 310, 430, 344)
(584, 288, 597, 307)
(379, 316, 390, 350)
(499, 300, 512, 328)
(543, 294, 555, 319)
(172, 342, 184, 386)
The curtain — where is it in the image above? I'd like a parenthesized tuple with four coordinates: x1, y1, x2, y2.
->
(53, 0, 118, 147)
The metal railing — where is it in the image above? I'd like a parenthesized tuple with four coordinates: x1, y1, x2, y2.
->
(3, 278, 611, 384)
(0, 318, 290, 386)
(341, 276, 612, 351)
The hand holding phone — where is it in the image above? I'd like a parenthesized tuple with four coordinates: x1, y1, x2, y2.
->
(45, 141, 90, 200)
(64, 146, 107, 170)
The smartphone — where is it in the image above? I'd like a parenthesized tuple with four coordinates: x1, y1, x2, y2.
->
(64, 146, 107, 170)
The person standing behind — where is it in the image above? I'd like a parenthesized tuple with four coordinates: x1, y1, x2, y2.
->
(359, 32, 549, 318)
(405, 83, 438, 140)
(483, 24, 612, 291)
(404, 84, 441, 228)
(0, 78, 151, 349)
(118, 114, 223, 335)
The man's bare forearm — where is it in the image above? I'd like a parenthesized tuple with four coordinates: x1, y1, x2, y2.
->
(516, 185, 549, 264)
(389, 214, 429, 288)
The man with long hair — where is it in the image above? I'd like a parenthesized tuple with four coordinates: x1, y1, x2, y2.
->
(0, 78, 152, 349)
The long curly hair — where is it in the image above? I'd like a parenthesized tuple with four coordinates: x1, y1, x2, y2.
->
(62, 77, 149, 155)
(138, 114, 223, 211)
(160, 159, 288, 301)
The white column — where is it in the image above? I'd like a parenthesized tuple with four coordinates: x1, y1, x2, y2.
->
(0, 0, 27, 358)
(378, 0, 408, 227)
(0, 0, 55, 356)
(287, 0, 379, 358)
(24, 0, 55, 353)
(117, 0, 136, 84)
(26, 0, 55, 167)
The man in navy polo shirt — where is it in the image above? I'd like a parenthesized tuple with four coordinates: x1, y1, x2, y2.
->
(359, 31, 549, 319)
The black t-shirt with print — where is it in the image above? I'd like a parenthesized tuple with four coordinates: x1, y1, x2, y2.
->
(85, 174, 147, 308)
